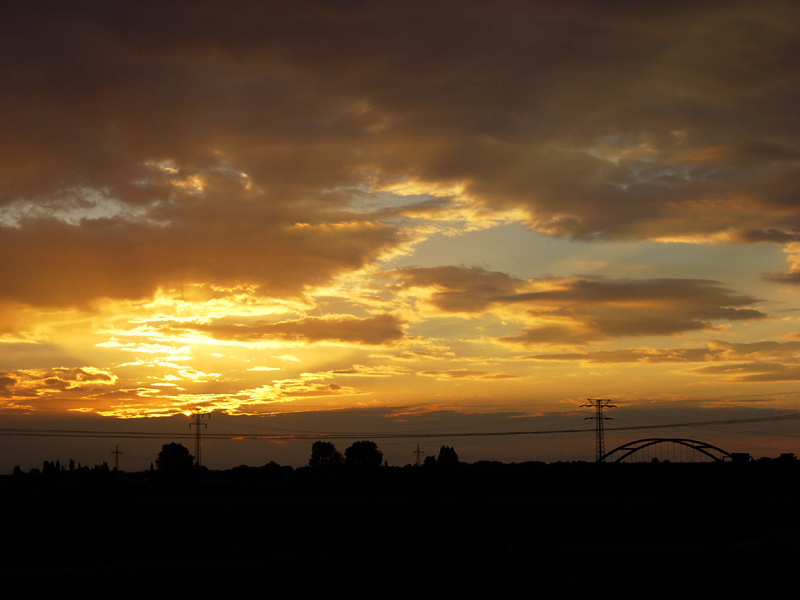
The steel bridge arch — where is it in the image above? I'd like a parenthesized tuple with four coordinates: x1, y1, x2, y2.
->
(600, 438, 732, 463)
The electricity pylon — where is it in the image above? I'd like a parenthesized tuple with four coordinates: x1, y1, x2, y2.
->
(581, 398, 616, 462)
(412, 444, 424, 466)
(111, 444, 124, 471)
(190, 412, 210, 466)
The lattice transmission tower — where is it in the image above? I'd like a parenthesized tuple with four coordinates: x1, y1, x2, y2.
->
(190, 412, 210, 466)
(412, 444, 424, 466)
(581, 398, 616, 462)
(111, 444, 124, 471)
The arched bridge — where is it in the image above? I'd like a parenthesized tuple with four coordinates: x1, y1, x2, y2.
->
(600, 438, 733, 463)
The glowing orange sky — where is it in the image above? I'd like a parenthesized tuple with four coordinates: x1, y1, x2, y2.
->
(1, 2, 799, 470)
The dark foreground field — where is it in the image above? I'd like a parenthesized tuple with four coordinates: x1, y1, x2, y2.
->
(3, 461, 799, 597)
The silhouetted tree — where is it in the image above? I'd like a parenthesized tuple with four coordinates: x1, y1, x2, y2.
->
(345, 440, 383, 467)
(155, 442, 194, 473)
(437, 445, 459, 468)
(309, 441, 344, 468)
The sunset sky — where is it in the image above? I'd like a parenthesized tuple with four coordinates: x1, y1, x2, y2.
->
(2, 1, 799, 471)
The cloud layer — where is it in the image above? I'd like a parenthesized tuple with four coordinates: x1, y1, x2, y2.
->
(388, 266, 766, 344)
(161, 313, 405, 346)
(0, 2, 798, 429)
(1, 2, 798, 309)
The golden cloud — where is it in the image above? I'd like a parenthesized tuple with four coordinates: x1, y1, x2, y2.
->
(0, 2, 796, 317)
(160, 313, 406, 346)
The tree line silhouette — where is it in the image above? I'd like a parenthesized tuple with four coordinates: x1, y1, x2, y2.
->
(5, 438, 800, 491)
(3, 439, 799, 597)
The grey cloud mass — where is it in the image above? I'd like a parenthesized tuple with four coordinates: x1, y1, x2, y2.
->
(0, 1, 798, 308)
(388, 266, 526, 313)
(504, 278, 767, 343)
(387, 266, 767, 343)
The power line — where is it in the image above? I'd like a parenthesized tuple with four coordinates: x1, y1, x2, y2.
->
(0, 413, 796, 441)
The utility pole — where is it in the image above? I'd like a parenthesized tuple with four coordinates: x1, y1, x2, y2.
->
(412, 444, 424, 466)
(190, 412, 210, 467)
(111, 444, 124, 471)
(581, 398, 616, 462)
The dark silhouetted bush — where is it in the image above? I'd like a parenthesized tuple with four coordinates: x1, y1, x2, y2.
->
(345, 440, 383, 467)
(155, 442, 194, 473)
(309, 441, 344, 468)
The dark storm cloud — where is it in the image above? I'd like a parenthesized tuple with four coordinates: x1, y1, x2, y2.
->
(0, 2, 797, 307)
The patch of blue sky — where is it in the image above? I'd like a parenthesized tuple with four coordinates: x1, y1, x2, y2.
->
(347, 186, 434, 213)
(390, 222, 787, 290)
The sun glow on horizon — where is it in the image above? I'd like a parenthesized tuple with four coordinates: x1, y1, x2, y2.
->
(0, 3, 799, 471)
